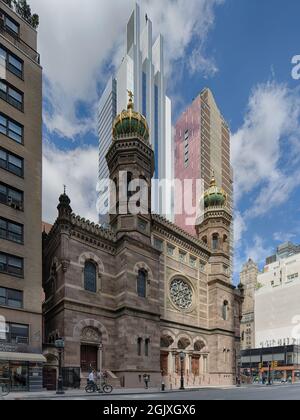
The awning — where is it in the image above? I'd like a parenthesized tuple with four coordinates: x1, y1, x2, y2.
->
(0, 352, 46, 363)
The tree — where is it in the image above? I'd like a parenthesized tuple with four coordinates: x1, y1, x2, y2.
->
(30, 13, 39, 30)
(3, 0, 13, 8)
(14, 0, 32, 21)
(11, 0, 39, 29)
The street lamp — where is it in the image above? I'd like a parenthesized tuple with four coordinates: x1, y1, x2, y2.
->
(55, 339, 65, 395)
(98, 342, 103, 390)
(179, 352, 186, 390)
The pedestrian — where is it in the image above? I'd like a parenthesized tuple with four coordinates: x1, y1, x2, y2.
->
(88, 370, 96, 385)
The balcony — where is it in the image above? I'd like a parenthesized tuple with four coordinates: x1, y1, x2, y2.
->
(0, 21, 40, 64)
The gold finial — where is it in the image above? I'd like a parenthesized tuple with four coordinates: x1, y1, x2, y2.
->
(210, 171, 216, 187)
(127, 90, 134, 110)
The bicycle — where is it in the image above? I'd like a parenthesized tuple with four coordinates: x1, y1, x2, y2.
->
(85, 380, 113, 394)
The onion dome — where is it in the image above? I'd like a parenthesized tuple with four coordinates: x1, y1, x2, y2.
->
(112, 91, 149, 142)
(204, 174, 227, 208)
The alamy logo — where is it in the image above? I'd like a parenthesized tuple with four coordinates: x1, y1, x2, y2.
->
(97, 172, 205, 227)
(291, 55, 300, 80)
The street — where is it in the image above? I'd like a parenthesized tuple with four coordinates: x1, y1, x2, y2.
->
(10, 383, 299, 401)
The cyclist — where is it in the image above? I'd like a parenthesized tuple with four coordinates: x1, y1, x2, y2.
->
(88, 370, 96, 388)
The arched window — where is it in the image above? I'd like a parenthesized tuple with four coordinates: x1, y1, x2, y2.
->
(212, 234, 219, 250)
(137, 337, 142, 356)
(145, 338, 150, 357)
(127, 172, 133, 200)
(137, 269, 147, 298)
(202, 236, 208, 245)
(84, 261, 97, 293)
(222, 300, 229, 321)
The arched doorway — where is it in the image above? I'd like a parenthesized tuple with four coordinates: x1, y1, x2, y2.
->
(80, 327, 102, 373)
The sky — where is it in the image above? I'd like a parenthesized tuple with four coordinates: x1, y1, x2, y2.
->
(28, 0, 300, 280)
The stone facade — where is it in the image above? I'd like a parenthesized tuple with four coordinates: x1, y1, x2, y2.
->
(42, 101, 243, 389)
(240, 259, 258, 350)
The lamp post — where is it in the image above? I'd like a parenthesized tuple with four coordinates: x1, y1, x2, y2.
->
(179, 352, 186, 390)
(98, 342, 103, 390)
(55, 339, 65, 395)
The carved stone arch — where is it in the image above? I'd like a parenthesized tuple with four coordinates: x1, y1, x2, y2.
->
(177, 333, 193, 350)
(78, 252, 105, 273)
(161, 330, 176, 343)
(161, 330, 176, 349)
(73, 319, 109, 345)
(133, 262, 153, 282)
(193, 336, 208, 352)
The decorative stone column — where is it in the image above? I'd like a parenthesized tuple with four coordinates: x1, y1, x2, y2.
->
(168, 352, 173, 374)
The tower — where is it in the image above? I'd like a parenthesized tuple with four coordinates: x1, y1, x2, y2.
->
(240, 259, 258, 350)
(98, 4, 173, 224)
(196, 174, 232, 284)
(106, 93, 155, 243)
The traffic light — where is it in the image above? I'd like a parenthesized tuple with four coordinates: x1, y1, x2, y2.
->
(273, 361, 278, 368)
(259, 363, 262, 370)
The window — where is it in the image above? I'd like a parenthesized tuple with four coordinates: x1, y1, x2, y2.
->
(0, 253, 23, 277)
(0, 45, 23, 78)
(0, 287, 23, 309)
(145, 338, 150, 357)
(212, 234, 219, 250)
(167, 244, 175, 257)
(137, 269, 147, 298)
(2, 12, 20, 37)
(0, 113, 23, 144)
(190, 256, 197, 268)
(142, 72, 147, 117)
(0, 323, 29, 344)
(202, 236, 208, 245)
(153, 237, 163, 252)
(179, 251, 187, 263)
(287, 273, 299, 282)
(222, 301, 229, 321)
(0, 217, 23, 243)
(137, 338, 142, 356)
(84, 261, 97, 293)
(0, 80, 23, 111)
(0, 182, 23, 210)
(154, 85, 159, 178)
(0, 148, 23, 177)
(184, 130, 189, 167)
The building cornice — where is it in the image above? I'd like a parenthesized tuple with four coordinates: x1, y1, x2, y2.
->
(152, 214, 211, 260)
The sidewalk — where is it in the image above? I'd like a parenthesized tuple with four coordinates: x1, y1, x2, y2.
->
(3, 385, 237, 400)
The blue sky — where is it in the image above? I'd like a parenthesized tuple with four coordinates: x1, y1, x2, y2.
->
(29, 0, 300, 279)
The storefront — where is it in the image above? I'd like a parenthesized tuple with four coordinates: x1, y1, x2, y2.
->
(240, 345, 300, 385)
(0, 352, 46, 392)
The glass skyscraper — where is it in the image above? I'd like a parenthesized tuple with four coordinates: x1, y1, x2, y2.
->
(97, 3, 173, 225)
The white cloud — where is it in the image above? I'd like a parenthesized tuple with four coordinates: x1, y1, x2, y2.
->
(232, 82, 300, 217)
(273, 232, 296, 243)
(234, 211, 247, 246)
(244, 236, 273, 266)
(43, 142, 99, 224)
(29, 0, 223, 138)
(232, 82, 300, 275)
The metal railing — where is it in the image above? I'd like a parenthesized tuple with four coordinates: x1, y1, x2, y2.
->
(0, 24, 40, 64)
